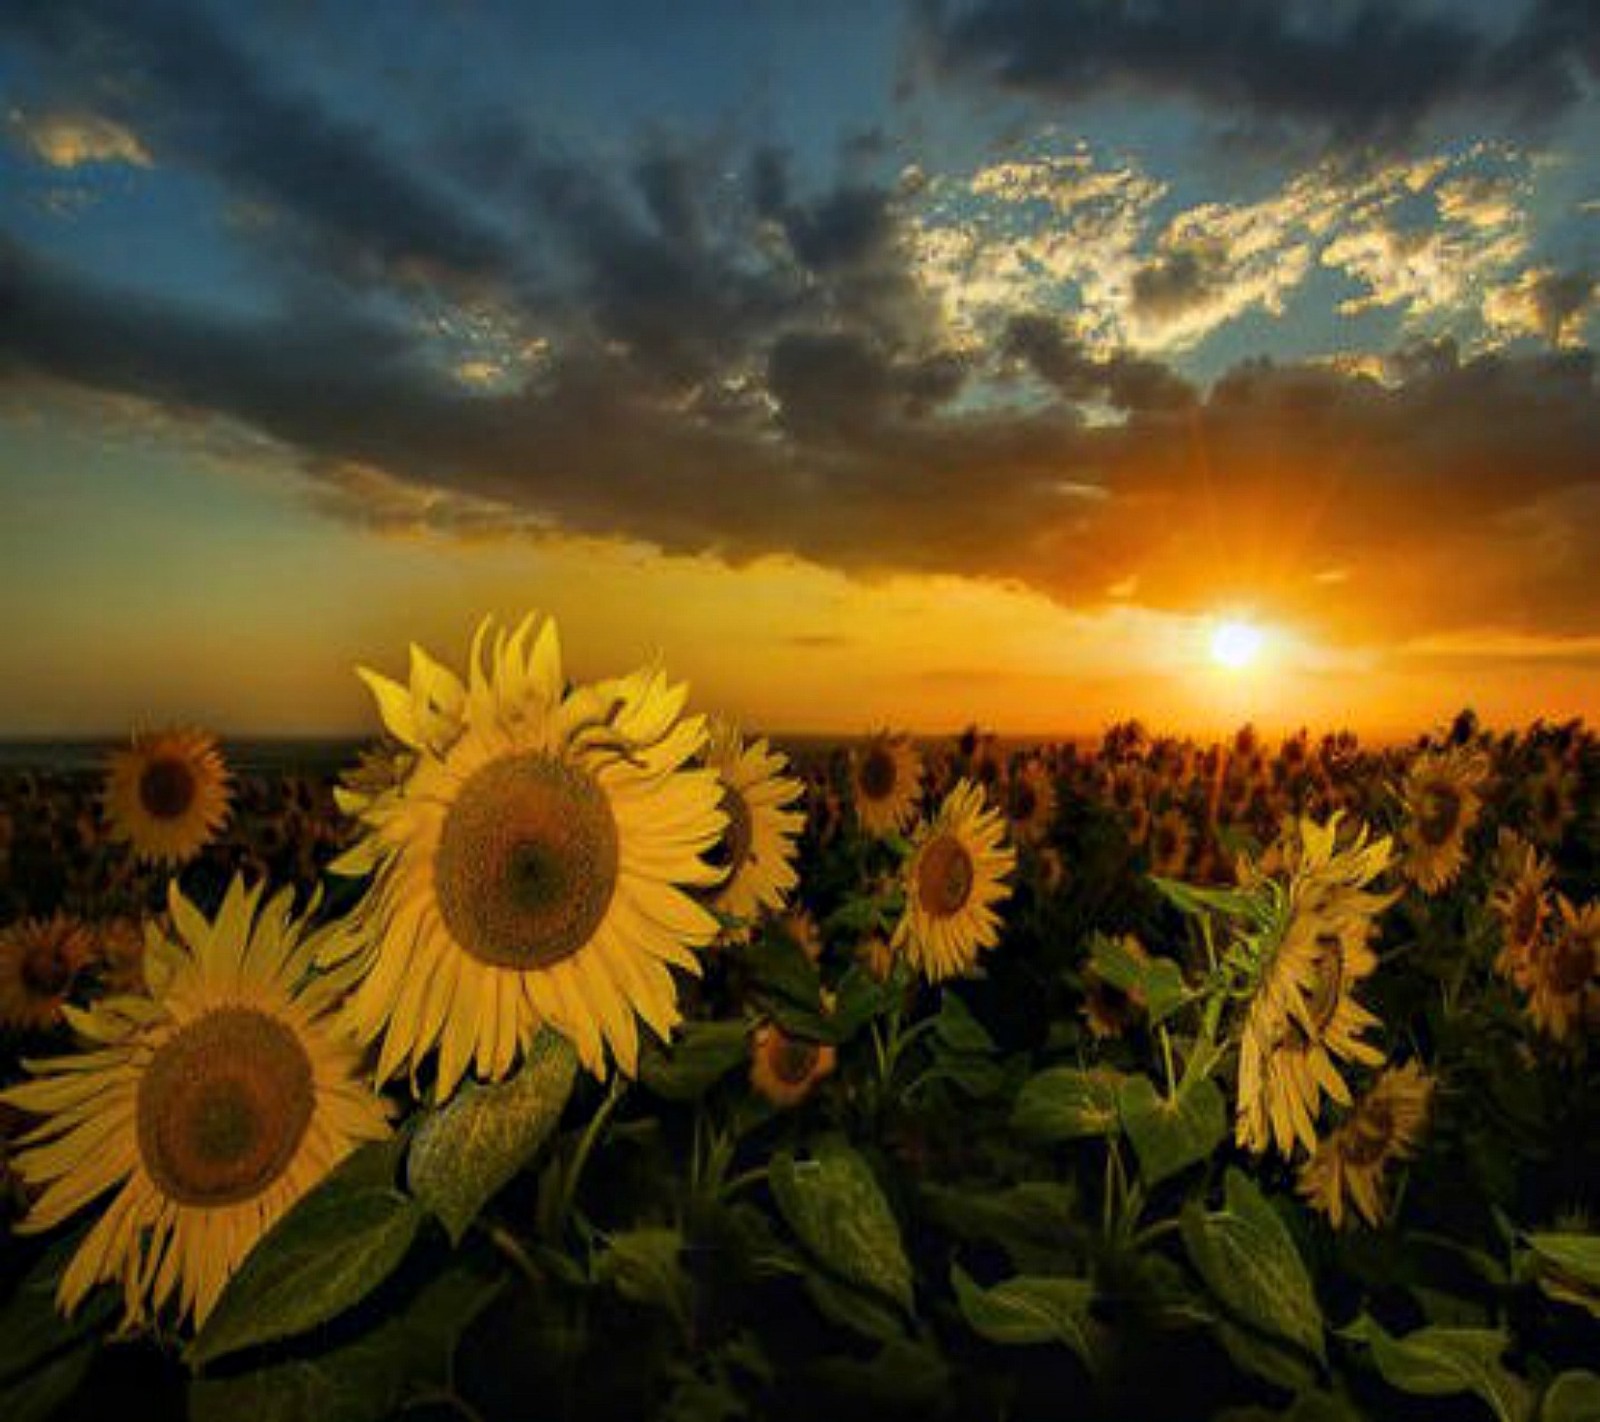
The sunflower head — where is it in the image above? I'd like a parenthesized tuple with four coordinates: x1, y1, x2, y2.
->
(698, 721, 804, 941)
(892, 779, 1015, 983)
(0, 915, 95, 1031)
(102, 728, 232, 866)
(1004, 762, 1056, 846)
(1490, 830, 1552, 988)
(1522, 896, 1600, 1042)
(1297, 1062, 1434, 1229)
(1399, 747, 1488, 894)
(852, 732, 923, 837)
(328, 614, 725, 1091)
(749, 1021, 836, 1108)
(0, 878, 390, 1329)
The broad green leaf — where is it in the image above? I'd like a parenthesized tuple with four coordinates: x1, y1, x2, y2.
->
(933, 991, 995, 1053)
(407, 1029, 578, 1242)
(1211, 1315, 1319, 1394)
(919, 1182, 1079, 1274)
(190, 1258, 502, 1422)
(639, 1019, 751, 1100)
(1013, 1067, 1125, 1142)
(801, 1270, 906, 1342)
(745, 930, 823, 1010)
(0, 1339, 99, 1422)
(1087, 932, 1186, 1024)
(0, 1232, 117, 1387)
(190, 1179, 425, 1367)
(1543, 1371, 1600, 1422)
(1150, 876, 1260, 923)
(1524, 1234, 1600, 1287)
(825, 965, 902, 1042)
(595, 1228, 692, 1331)
(770, 1141, 912, 1313)
(1181, 1169, 1324, 1363)
(1341, 1316, 1534, 1422)
(1120, 1074, 1227, 1187)
(950, 1265, 1100, 1371)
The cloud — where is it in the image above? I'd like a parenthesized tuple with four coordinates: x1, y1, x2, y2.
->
(919, 0, 1600, 146)
(1484, 267, 1599, 346)
(6, 106, 150, 168)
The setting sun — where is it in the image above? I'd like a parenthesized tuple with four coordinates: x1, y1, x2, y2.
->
(1210, 619, 1265, 670)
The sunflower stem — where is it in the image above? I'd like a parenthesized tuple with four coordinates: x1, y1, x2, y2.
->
(556, 1077, 626, 1234)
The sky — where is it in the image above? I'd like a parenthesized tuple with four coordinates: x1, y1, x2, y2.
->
(1, 0, 1599, 739)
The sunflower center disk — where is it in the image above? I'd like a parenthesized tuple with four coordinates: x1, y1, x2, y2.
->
(434, 752, 619, 971)
(1550, 932, 1596, 993)
(1415, 783, 1461, 847)
(858, 747, 897, 801)
(707, 786, 754, 878)
(139, 757, 198, 821)
(137, 1007, 315, 1207)
(21, 942, 74, 996)
(918, 833, 975, 918)
(1302, 933, 1347, 1031)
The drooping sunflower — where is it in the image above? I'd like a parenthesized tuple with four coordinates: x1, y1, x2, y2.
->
(0, 878, 390, 1330)
(1148, 807, 1192, 879)
(1522, 896, 1599, 1042)
(1297, 1062, 1434, 1229)
(1399, 746, 1488, 894)
(1004, 761, 1057, 846)
(0, 915, 95, 1032)
(1235, 816, 1393, 1158)
(749, 1021, 837, 1108)
(1489, 831, 1553, 989)
(699, 720, 804, 941)
(892, 779, 1015, 982)
(326, 615, 725, 1091)
(102, 728, 232, 866)
(851, 732, 923, 837)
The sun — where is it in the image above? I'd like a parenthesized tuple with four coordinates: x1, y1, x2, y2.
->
(1211, 619, 1265, 670)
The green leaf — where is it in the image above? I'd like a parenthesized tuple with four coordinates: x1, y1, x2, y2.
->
(933, 991, 995, 1053)
(1341, 1317, 1534, 1422)
(809, 1339, 949, 1409)
(1543, 1371, 1600, 1422)
(770, 1140, 913, 1313)
(595, 1228, 692, 1332)
(1087, 932, 1187, 1024)
(1013, 1067, 1125, 1142)
(1525, 1233, 1600, 1317)
(190, 1175, 425, 1367)
(745, 930, 823, 1011)
(1181, 1168, 1324, 1363)
(1150, 876, 1261, 923)
(1211, 1315, 1320, 1394)
(1119, 1074, 1227, 1187)
(189, 1258, 503, 1422)
(406, 1029, 578, 1242)
(0, 1232, 117, 1387)
(824, 966, 901, 1042)
(919, 1182, 1080, 1274)
(800, 1270, 906, 1342)
(0, 1339, 99, 1422)
(640, 1019, 751, 1100)
(950, 1265, 1100, 1371)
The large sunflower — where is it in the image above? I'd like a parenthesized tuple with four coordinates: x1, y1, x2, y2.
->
(326, 615, 725, 1090)
(699, 720, 805, 941)
(0, 878, 389, 1330)
(851, 732, 922, 837)
(0, 915, 95, 1032)
(1234, 816, 1393, 1158)
(1297, 1062, 1433, 1229)
(102, 728, 232, 866)
(891, 779, 1015, 982)
(1399, 746, 1488, 894)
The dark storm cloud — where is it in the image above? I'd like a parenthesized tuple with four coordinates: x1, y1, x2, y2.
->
(0, 0, 513, 286)
(6, 226, 1600, 646)
(920, 0, 1600, 144)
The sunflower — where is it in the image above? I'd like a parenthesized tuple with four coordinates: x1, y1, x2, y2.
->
(699, 721, 804, 942)
(1234, 816, 1393, 1158)
(1489, 831, 1553, 989)
(326, 615, 725, 1091)
(1148, 808, 1192, 878)
(851, 732, 923, 837)
(1527, 755, 1579, 847)
(91, 917, 152, 998)
(775, 906, 825, 964)
(892, 779, 1015, 982)
(969, 734, 1006, 794)
(749, 1021, 837, 1108)
(1004, 761, 1056, 846)
(102, 728, 232, 866)
(0, 878, 390, 1330)
(1297, 1062, 1433, 1229)
(1399, 747, 1488, 894)
(0, 916, 95, 1032)
(1522, 896, 1599, 1042)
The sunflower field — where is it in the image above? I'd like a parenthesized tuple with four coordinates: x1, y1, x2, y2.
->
(1, 614, 1598, 1422)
